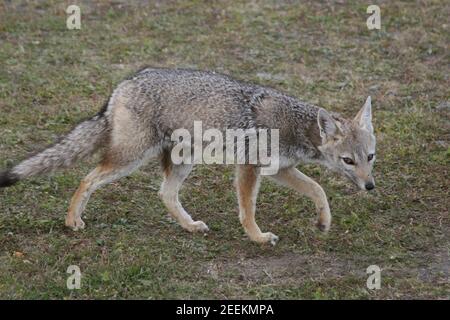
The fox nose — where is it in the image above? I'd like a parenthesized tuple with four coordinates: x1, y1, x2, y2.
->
(365, 182, 375, 191)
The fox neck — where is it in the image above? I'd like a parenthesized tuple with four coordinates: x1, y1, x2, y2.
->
(292, 133, 327, 166)
(289, 107, 335, 167)
(298, 145, 327, 166)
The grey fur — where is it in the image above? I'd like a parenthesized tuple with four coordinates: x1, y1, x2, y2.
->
(0, 68, 372, 186)
(4, 113, 109, 184)
(1, 67, 374, 191)
(1, 67, 376, 240)
(102, 67, 326, 166)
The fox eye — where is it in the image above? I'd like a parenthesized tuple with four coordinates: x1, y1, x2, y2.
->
(342, 157, 355, 165)
(368, 153, 374, 161)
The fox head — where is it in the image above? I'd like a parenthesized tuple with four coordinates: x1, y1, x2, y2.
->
(317, 96, 376, 191)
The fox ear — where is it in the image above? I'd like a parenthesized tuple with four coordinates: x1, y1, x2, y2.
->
(354, 96, 373, 133)
(317, 108, 339, 141)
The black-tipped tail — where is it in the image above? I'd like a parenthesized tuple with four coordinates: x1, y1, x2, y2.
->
(0, 170, 19, 188)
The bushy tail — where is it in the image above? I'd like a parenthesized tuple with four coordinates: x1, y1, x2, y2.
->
(0, 113, 109, 188)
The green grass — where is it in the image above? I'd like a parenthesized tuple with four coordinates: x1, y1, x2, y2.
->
(0, 0, 449, 299)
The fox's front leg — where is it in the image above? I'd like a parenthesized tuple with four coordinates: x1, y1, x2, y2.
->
(270, 166, 331, 232)
(235, 165, 279, 245)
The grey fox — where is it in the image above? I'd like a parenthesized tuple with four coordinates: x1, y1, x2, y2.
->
(0, 67, 376, 245)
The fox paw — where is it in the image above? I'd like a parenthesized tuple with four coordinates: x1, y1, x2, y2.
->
(186, 220, 209, 233)
(254, 232, 279, 246)
(316, 220, 330, 232)
(65, 217, 85, 231)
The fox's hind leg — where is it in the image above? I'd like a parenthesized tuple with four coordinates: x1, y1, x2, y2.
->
(65, 89, 161, 231)
(235, 165, 279, 245)
(159, 152, 209, 233)
(65, 158, 145, 231)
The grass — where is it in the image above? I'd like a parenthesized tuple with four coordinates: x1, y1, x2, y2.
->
(0, 0, 449, 299)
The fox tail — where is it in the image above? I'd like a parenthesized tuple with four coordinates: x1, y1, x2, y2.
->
(0, 110, 109, 188)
